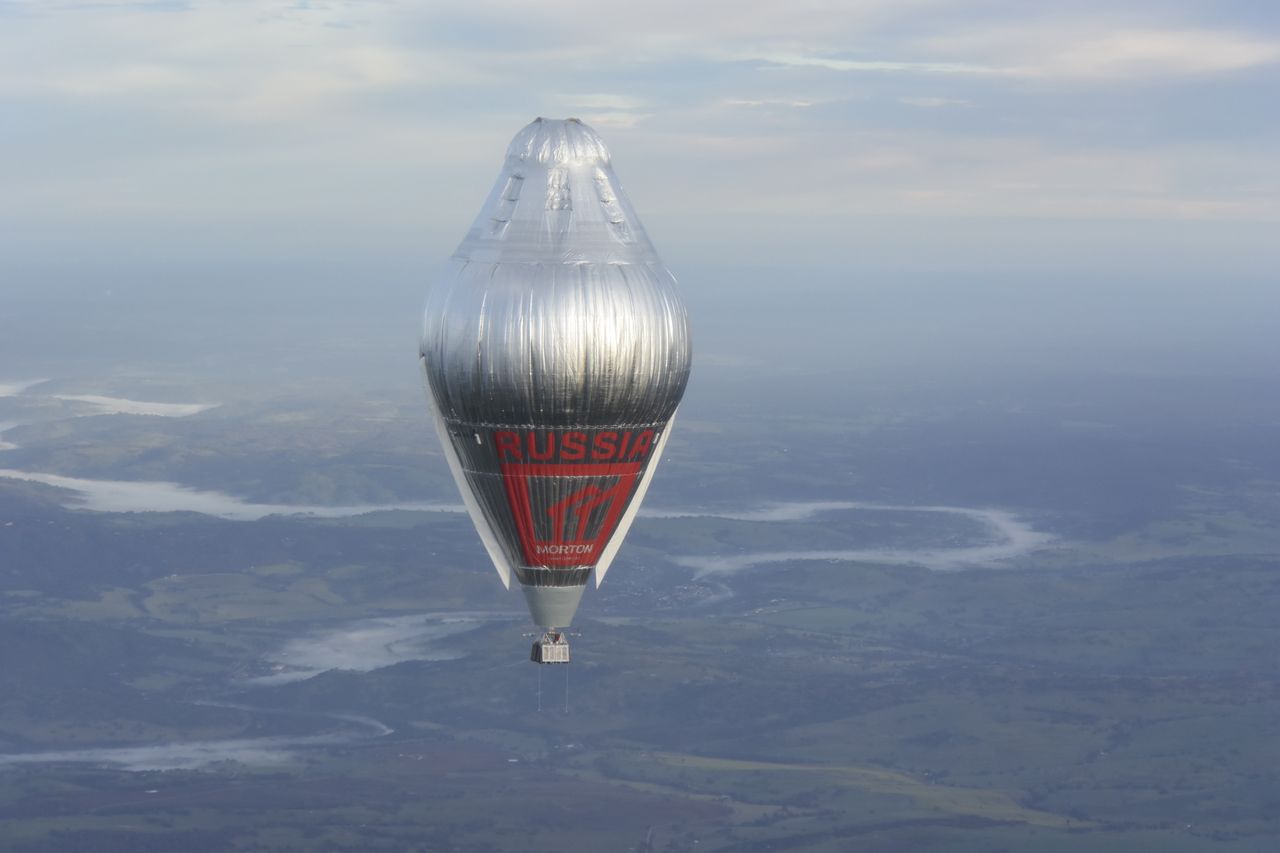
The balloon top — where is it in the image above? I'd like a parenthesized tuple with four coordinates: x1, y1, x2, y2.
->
(453, 117, 656, 264)
(506, 117, 612, 167)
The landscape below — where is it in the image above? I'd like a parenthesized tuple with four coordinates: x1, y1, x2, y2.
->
(0, 371, 1277, 852)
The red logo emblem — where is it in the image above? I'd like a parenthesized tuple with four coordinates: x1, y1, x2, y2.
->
(499, 462, 641, 567)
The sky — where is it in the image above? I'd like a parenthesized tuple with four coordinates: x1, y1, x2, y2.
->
(1, 0, 1278, 383)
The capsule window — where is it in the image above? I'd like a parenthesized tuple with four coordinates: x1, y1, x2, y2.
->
(546, 168, 571, 211)
(594, 168, 629, 239)
(489, 175, 524, 237)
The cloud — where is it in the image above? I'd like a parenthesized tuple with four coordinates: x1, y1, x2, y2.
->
(1045, 28, 1280, 76)
(899, 96, 970, 107)
(723, 98, 816, 108)
(550, 94, 653, 128)
(0, 2, 488, 121)
(553, 93, 649, 112)
(744, 26, 1280, 81)
(0, 0, 1277, 238)
(753, 54, 1003, 76)
(920, 25, 1280, 79)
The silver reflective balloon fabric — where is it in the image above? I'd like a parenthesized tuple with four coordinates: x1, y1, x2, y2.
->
(420, 118, 691, 629)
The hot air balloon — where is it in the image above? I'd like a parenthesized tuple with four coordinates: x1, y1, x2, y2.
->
(419, 118, 691, 663)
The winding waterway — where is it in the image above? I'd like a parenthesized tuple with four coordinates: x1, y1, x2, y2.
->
(0, 613, 507, 771)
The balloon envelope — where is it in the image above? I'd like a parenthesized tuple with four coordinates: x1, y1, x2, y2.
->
(420, 118, 691, 630)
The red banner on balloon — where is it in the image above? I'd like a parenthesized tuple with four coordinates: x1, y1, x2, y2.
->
(498, 462, 642, 567)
